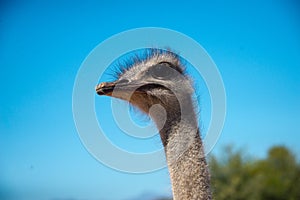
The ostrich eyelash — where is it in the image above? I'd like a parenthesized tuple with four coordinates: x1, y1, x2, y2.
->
(106, 48, 187, 79)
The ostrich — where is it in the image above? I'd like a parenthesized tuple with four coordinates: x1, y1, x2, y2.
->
(95, 49, 212, 200)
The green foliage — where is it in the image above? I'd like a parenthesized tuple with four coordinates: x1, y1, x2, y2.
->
(209, 146, 300, 200)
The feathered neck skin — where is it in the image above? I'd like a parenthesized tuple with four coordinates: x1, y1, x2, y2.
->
(95, 50, 212, 200)
(144, 87, 211, 200)
(159, 95, 211, 200)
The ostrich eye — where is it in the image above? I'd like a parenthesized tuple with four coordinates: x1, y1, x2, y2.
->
(149, 62, 175, 79)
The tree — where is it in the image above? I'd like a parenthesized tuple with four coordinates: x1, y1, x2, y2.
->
(209, 145, 300, 200)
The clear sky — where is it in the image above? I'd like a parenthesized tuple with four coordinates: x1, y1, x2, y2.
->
(1, 1, 299, 200)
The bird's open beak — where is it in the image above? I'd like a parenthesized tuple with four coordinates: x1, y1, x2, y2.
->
(95, 82, 116, 96)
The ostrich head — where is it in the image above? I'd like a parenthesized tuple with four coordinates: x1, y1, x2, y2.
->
(95, 49, 196, 146)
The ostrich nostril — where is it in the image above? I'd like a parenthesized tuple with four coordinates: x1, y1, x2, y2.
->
(117, 79, 130, 85)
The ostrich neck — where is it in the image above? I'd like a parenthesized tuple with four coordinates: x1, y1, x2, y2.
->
(166, 127, 212, 200)
(152, 97, 212, 200)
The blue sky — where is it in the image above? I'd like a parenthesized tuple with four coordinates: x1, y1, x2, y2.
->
(1, 0, 300, 200)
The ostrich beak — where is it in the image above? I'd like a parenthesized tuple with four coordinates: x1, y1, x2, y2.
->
(96, 79, 149, 98)
(95, 82, 115, 96)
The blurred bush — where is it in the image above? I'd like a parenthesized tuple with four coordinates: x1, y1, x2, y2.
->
(209, 145, 300, 200)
